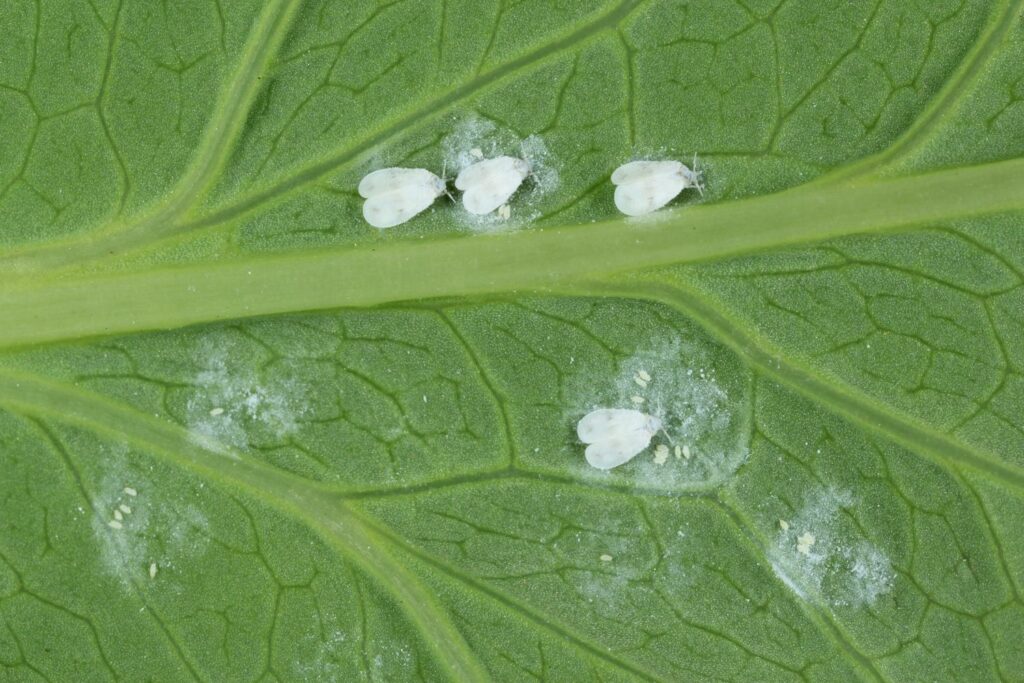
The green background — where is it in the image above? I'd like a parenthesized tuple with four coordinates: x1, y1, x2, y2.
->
(0, 0, 1022, 680)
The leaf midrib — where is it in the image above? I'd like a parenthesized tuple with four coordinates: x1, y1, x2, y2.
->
(1, 156, 1021, 349)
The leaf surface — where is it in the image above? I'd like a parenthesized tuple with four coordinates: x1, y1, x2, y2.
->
(1, 0, 1023, 680)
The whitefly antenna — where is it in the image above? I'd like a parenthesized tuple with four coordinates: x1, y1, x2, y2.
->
(691, 152, 705, 197)
(440, 160, 454, 202)
(652, 398, 674, 445)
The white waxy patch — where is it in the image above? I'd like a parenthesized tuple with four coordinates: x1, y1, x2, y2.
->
(653, 444, 670, 465)
(108, 520, 123, 530)
(497, 204, 511, 220)
(469, 147, 484, 159)
(455, 156, 531, 215)
(633, 375, 648, 388)
(797, 532, 816, 555)
(119, 504, 132, 515)
(113, 509, 123, 522)
(209, 407, 224, 417)
(359, 168, 447, 229)
(681, 444, 692, 460)
(149, 562, 158, 579)
(599, 554, 613, 562)
(123, 487, 138, 497)
(611, 159, 701, 216)
(637, 370, 652, 383)
(770, 489, 894, 606)
(577, 408, 662, 470)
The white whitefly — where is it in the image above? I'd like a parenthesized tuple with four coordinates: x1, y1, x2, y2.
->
(441, 116, 559, 231)
(568, 333, 750, 487)
(611, 159, 701, 216)
(577, 408, 662, 470)
(455, 156, 531, 215)
(358, 167, 447, 229)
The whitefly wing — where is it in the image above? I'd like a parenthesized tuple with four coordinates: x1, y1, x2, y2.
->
(456, 156, 531, 215)
(454, 156, 528, 190)
(359, 168, 441, 199)
(585, 429, 654, 470)
(614, 173, 687, 216)
(577, 408, 649, 443)
(362, 183, 440, 229)
(610, 160, 682, 186)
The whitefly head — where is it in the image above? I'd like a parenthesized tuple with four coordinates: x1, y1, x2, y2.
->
(432, 174, 449, 198)
(681, 154, 704, 195)
(644, 414, 663, 435)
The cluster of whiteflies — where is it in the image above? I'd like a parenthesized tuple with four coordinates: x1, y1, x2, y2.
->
(360, 156, 530, 228)
(359, 156, 702, 228)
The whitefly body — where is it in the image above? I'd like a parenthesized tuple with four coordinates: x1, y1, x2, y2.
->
(455, 156, 531, 215)
(577, 408, 662, 470)
(359, 168, 447, 228)
(611, 159, 700, 217)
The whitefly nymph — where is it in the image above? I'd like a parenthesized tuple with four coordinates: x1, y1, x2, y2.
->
(611, 159, 702, 217)
(577, 408, 663, 470)
(359, 167, 448, 228)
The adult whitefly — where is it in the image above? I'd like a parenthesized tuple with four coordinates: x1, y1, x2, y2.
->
(611, 159, 701, 217)
(577, 408, 662, 470)
(359, 167, 447, 229)
(455, 156, 531, 215)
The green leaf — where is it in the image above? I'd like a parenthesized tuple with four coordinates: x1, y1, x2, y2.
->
(0, 0, 1022, 680)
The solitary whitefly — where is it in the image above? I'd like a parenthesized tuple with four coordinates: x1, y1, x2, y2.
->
(359, 168, 447, 228)
(455, 156, 531, 215)
(577, 408, 662, 470)
(610, 159, 701, 216)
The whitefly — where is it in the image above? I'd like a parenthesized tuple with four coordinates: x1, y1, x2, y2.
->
(577, 408, 662, 470)
(359, 167, 448, 228)
(455, 156, 531, 215)
(610, 158, 702, 217)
